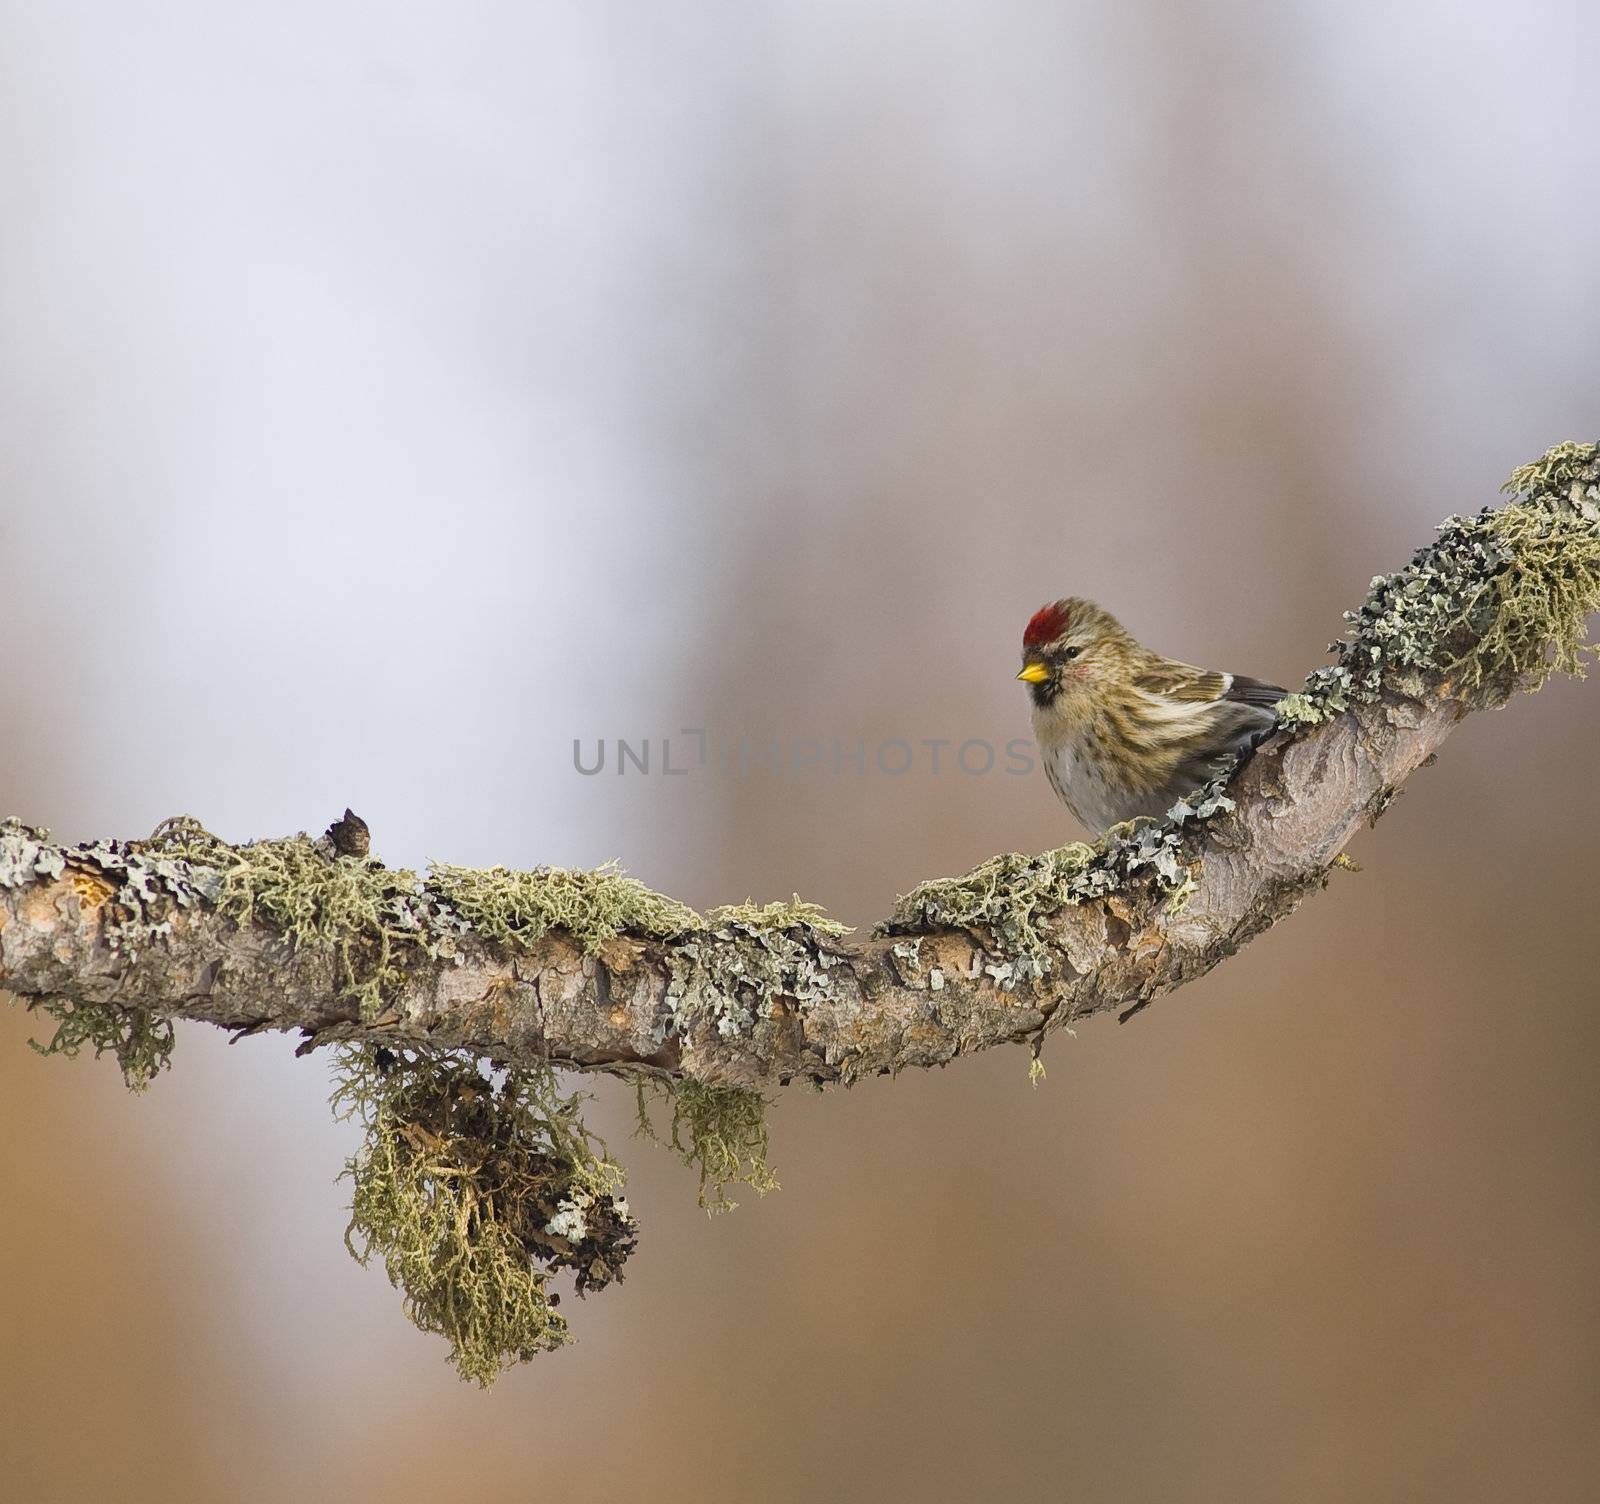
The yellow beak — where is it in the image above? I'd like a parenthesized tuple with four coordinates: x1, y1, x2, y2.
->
(1016, 660, 1050, 684)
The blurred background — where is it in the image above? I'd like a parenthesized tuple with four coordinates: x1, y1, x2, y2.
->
(2, 2, 1597, 1500)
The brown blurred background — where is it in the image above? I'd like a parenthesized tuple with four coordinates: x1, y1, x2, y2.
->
(2, 3, 1597, 1500)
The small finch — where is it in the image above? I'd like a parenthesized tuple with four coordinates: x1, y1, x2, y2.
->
(1018, 598, 1285, 833)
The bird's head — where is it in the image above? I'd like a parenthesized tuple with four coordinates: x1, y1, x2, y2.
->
(1017, 598, 1133, 709)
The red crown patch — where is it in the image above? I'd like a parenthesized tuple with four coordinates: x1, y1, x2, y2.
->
(1023, 602, 1070, 650)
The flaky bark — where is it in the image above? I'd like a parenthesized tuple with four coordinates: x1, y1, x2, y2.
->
(0, 686, 1464, 1088)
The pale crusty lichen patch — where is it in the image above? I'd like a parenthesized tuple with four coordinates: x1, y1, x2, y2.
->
(0, 821, 67, 887)
(658, 901, 852, 1045)
(3, 818, 176, 1088)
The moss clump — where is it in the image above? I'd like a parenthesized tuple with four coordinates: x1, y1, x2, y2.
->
(333, 1047, 637, 1386)
(636, 1078, 779, 1213)
(1281, 441, 1600, 725)
(884, 785, 1236, 975)
(706, 897, 852, 937)
(25, 994, 174, 1091)
(428, 861, 701, 954)
(211, 835, 435, 1019)
(887, 844, 1095, 979)
(1504, 441, 1600, 514)
(132, 818, 450, 1020)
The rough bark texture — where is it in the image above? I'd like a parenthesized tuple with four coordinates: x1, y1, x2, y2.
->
(0, 686, 1465, 1089)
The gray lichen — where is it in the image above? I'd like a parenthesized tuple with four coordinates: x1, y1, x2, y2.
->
(0, 820, 67, 886)
(5, 817, 185, 1087)
(886, 844, 1095, 981)
(660, 901, 851, 1043)
(1279, 440, 1600, 727)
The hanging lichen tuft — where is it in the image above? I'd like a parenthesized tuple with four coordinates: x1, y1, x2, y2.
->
(333, 1047, 638, 1385)
(636, 1078, 779, 1213)
(25, 994, 175, 1091)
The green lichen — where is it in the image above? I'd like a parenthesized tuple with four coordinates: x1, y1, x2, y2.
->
(26, 994, 174, 1091)
(333, 1046, 637, 1386)
(705, 896, 852, 937)
(1504, 440, 1600, 513)
(1463, 498, 1600, 692)
(139, 823, 704, 1011)
(166, 828, 443, 1020)
(887, 844, 1095, 980)
(1272, 690, 1330, 727)
(636, 1078, 779, 1213)
(1281, 440, 1600, 725)
(427, 861, 701, 954)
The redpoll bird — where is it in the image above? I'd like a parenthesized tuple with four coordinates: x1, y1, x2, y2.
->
(1017, 598, 1285, 833)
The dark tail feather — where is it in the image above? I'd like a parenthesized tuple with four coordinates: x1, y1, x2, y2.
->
(1225, 674, 1288, 711)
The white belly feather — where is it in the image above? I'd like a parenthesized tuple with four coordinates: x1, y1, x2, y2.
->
(1040, 735, 1139, 832)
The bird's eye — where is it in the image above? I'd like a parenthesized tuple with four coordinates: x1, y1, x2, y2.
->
(1063, 645, 1081, 660)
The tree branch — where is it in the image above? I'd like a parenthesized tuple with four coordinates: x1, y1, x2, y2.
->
(2, 443, 1597, 1093)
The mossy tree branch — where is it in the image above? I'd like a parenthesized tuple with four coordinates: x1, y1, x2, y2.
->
(3, 443, 1599, 1094)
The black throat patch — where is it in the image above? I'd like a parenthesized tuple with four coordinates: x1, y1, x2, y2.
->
(1028, 676, 1062, 708)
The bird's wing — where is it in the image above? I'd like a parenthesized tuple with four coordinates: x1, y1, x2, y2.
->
(1133, 663, 1286, 709)
(1133, 660, 1231, 703)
